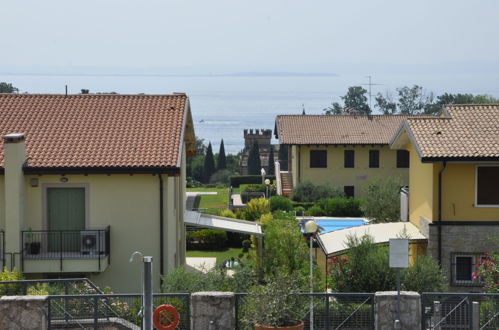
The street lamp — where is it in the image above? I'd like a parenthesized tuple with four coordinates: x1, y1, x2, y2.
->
(304, 220, 318, 329)
(264, 178, 271, 198)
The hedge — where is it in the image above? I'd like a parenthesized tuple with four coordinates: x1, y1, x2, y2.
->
(229, 175, 276, 187)
(187, 229, 227, 250)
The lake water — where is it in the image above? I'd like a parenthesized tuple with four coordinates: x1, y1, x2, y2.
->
(2, 72, 498, 154)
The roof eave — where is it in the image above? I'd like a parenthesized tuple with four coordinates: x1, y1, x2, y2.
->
(421, 156, 499, 163)
(21, 166, 181, 175)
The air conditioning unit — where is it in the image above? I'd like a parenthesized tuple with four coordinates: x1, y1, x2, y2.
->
(81, 231, 106, 254)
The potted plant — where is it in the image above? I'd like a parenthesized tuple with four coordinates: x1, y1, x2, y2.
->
(243, 274, 305, 329)
(25, 230, 41, 255)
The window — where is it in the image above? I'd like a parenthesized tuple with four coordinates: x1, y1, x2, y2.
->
(310, 150, 327, 168)
(344, 186, 354, 198)
(451, 253, 485, 286)
(344, 150, 355, 168)
(476, 166, 499, 206)
(369, 150, 379, 168)
(396, 150, 409, 168)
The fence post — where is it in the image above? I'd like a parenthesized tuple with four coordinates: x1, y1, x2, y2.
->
(325, 294, 330, 330)
(93, 296, 99, 328)
(472, 301, 479, 330)
(433, 301, 441, 330)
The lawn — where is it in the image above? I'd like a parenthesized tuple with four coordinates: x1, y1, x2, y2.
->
(186, 248, 245, 264)
(188, 187, 228, 212)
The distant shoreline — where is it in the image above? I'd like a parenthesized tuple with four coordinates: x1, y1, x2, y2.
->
(0, 72, 338, 78)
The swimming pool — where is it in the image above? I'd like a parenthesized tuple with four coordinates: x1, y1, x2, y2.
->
(314, 218, 366, 233)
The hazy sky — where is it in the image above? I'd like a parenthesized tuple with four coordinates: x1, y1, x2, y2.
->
(2, 0, 499, 73)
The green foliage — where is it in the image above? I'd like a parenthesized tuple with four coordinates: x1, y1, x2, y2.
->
(291, 201, 315, 210)
(0, 82, 19, 93)
(305, 205, 323, 216)
(229, 175, 275, 187)
(27, 283, 49, 295)
(203, 142, 216, 183)
(0, 267, 23, 296)
(161, 265, 257, 293)
(278, 145, 289, 171)
(361, 176, 401, 223)
(401, 255, 447, 292)
(292, 180, 344, 202)
(260, 215, 309, 278)
(217, 139, 227, 170)
(478, 252, 499, 293)
(241, 273, 305, 327)
(187, 229, 227, 250)
(329, 234, 447, 293)
(242, 184, 267, 193)
(324, 86, 370, 115)
(187, 155, 205, 183)
(242, 239, 251, 252)
(220, 209, 236, 218)
(247, 140, 261, 175)
(209, 169, 232, 184)
(269, 195, 293, 212)
(316, 198, 363, 217)
(329, 235, 395, 292)
(243, 197, 270, 221)
(268, 146, 275, 175)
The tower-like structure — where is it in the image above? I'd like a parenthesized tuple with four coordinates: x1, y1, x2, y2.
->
(239, 129, 278, 175)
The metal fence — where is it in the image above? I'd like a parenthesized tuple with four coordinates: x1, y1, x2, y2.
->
(47, 293, 190, 329)
(235, 292, 375, 330)
(422, 293, 499, 329)
(0, 278, 105, 296)
(21, 226, 111, 271)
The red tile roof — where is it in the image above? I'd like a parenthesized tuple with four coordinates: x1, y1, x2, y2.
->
(397, 104, 499, 160)
(276, 114, 432, 145)
(0, 94, 193, 171)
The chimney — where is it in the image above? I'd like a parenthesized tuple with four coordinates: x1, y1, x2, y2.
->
(3, 133, 27, 258)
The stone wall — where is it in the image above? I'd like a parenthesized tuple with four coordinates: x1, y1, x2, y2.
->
(191, 292, 235, 330)
(374, 291, 421, 330)
(428, 223, 499, 291)
(0, 295, 48, 330)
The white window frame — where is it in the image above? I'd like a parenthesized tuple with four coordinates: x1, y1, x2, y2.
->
(474, 165, 499, 208)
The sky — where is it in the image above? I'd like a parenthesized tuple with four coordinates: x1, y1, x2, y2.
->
(2, 0, 499, 75)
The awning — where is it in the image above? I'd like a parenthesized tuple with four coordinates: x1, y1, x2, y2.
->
(317, 222, 426, 256)
(184, 210, 263, 236)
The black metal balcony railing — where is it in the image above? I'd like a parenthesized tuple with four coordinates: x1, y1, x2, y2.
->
(21, 226, 110, 272)
(0, 229, 4, 269)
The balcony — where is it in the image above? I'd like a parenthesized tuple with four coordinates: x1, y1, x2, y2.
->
(21, 227, 110, 273)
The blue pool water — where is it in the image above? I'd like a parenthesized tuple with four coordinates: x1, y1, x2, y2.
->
(315, 219, 366, 233)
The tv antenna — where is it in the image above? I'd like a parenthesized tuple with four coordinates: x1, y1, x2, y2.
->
(361, 76, 383, 110)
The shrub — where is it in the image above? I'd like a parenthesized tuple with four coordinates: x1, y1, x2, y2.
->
(243, 184, 267, 193)
(291, 202, 315, 210)
(187, 229, 227, 250)
(293, 206, 305, 215)
(220, 209, 236, 218)
(402, 255, 447, 292)
(292, 181, 344, 202)
(329, 234, 447, 293)
(269, 196, 293, 212)
(229, 175, 276, 187)
(361, 176, 402, 223)
(305, 205, 324, 216)
(209, 169, 232, 184)
(0, 267, 23, 295)
(242, 240, 251, 252)
(317, 198, 363, 217)
(244, 197, 270, 221)
(478, 252, 499, 293)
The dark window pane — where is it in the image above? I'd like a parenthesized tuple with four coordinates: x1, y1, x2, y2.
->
(344, 186, 354, 198)
(369, 150, 380, 168)
(344, 150, 355, 168)
(455, 256, 473, 281)
(310, 150, 327, 168)
(397, 150, 409, 168)
(477, 166, 499, 205)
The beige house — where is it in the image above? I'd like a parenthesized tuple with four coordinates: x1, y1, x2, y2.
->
(274, 115, 424, 198)
(0, 93, 195, 293)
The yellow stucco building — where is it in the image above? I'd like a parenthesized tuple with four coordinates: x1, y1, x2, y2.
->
(390, 104, 499, 291)
(0, 94, 195, 293)
(274, 115, 419, 198)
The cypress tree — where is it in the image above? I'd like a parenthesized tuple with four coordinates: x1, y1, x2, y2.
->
(217, 139, 227, 170)
(268, 146, 275, 175)
(203, 142, 216, 183)
(247, 140, 261, 175)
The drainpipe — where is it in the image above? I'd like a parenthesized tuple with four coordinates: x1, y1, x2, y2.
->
(158, 174, 165, 285)
(437, 161, 447, 266)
